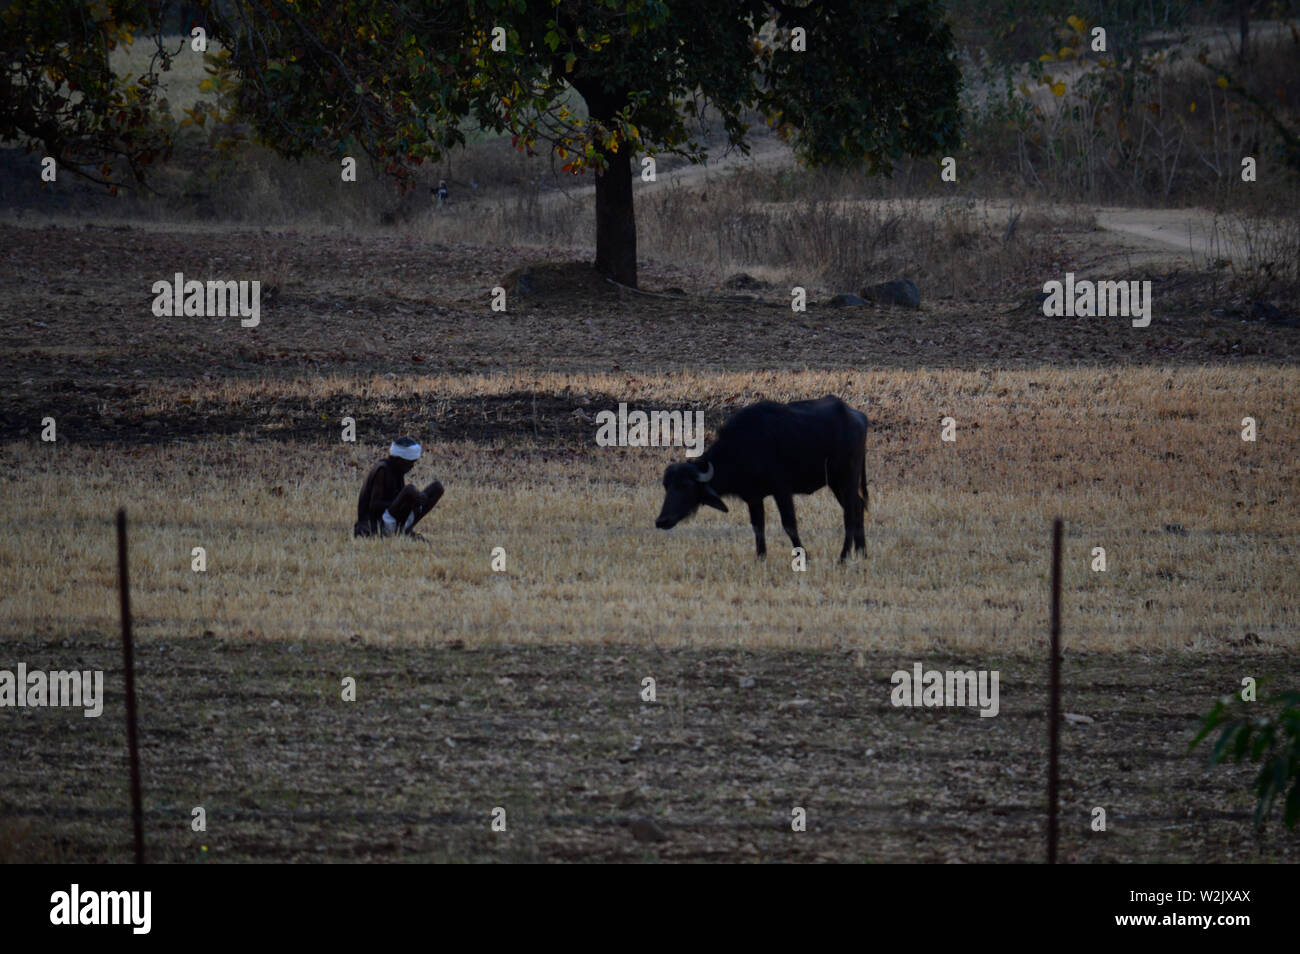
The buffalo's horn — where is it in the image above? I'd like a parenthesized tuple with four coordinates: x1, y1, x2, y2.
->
(696, 461, 714, 482)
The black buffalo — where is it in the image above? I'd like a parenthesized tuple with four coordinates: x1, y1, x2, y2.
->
(655, 395, 869, 560)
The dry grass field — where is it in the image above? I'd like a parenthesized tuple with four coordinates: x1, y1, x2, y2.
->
(1, 365, 1296, 653)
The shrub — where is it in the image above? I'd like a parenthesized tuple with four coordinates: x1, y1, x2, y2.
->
(1192, 685, 1300, 830)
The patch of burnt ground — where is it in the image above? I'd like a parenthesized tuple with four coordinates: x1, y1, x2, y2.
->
(0, 390, 704, 445)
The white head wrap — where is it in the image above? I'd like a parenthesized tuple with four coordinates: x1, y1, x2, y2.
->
(389, 440, 422, 461)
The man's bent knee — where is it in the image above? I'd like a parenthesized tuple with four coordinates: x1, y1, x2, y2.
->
(423, 480, 445, 508)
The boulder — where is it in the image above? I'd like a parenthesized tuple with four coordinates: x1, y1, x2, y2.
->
(1250, 300, 1300, 327)
(723, 272, 768, 291)
(862, 279, 920, 309)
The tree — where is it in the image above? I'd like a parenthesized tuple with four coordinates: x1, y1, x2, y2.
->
(203, 0, 962, 287)
(0, 1, 177, 190)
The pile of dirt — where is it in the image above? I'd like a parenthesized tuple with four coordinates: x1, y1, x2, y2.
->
(502, 261, 621, 301)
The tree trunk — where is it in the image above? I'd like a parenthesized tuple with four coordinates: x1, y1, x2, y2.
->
(570, 76, 638, 287)
(593, 144, 637, 287)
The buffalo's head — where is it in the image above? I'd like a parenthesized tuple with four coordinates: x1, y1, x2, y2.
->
(655, 459, 728, 529)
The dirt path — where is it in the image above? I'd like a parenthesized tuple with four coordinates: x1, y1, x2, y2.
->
(1094, 207, 1255, 268)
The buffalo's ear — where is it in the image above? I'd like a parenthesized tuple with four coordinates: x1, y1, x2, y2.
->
(701, 486, 729, 512)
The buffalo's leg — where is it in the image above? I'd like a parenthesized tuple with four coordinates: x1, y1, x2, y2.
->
(855, 481, 868, 554)
(829, 478, 858, 561)
(747, 499, 766, 558)
(774, 494, 802, 554)
(831, 481, 854, 561)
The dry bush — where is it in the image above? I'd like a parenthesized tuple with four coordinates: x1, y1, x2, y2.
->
(964, 28, 1300, 206)
(406, 149, 1104, 297)
(1203, 209, 1300, 298)
(639, 176, 1090, 296)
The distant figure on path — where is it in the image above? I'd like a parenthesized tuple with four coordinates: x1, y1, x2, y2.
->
(434, 179, 449, 208)
(353, 437, 444, 538)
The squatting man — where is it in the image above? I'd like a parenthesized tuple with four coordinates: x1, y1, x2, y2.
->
(353, 437, 444, 538)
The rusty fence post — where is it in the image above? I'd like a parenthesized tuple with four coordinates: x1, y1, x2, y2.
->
(1047, 518, 1063, 864)
(117, 509, 145, 864)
